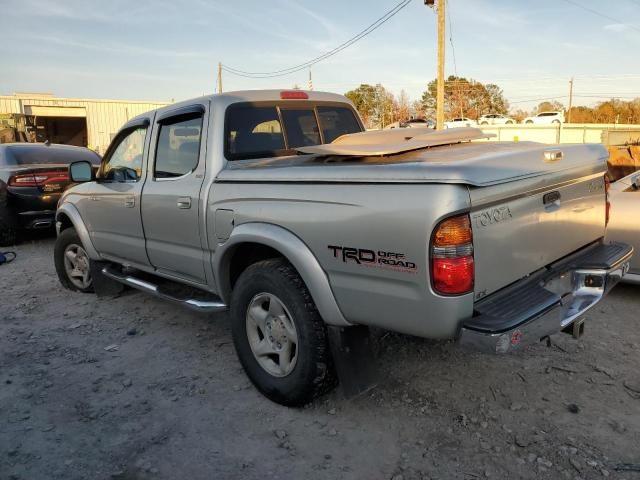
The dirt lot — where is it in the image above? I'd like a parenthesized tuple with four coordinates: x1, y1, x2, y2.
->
(1, 236, 639, 480)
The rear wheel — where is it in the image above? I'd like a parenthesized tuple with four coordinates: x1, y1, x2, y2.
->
(54, 228, 94, 293)
(525, 120, 533, 124)
(0, 208, 19, 247)
(230, 258, 335, 406)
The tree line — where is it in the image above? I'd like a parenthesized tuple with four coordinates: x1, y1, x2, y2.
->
(344, 77, 640, 128)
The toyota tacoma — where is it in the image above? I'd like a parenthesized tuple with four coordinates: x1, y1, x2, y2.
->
(54, 90, 632, 405)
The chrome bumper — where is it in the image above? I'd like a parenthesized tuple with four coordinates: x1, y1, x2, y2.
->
(460, 241, 633, 353)
(622, 271, 640, 285)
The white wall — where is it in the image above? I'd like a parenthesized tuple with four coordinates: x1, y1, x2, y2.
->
(479, 123, 640, 145)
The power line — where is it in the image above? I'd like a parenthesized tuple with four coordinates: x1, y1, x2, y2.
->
(509, 96, 568, 104)
(446, 0, 457, 76)
(559, 0, 640, 33)
(222, 0, 412, 78)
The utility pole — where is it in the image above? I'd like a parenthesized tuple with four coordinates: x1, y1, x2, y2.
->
(308, 69, 313, 91)
(437, 0, 445, 129)
(426, 0, 446, 129)
(567, 77, 574, 123)
(217, 62, 223, 94)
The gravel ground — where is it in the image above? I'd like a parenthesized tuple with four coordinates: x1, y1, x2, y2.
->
(1, 235, 639, 480)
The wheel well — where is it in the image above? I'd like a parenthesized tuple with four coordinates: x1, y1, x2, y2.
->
(229, 243, 283, 289)
(57, 212, 74, 232)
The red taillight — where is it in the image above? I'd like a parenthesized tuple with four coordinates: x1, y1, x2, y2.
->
(8, 171, 69, 187)
(280, 90, 308, 100)
(604, 173, 610, 226)
(431, 213, 474, 295)
(432, 256, 475, 294)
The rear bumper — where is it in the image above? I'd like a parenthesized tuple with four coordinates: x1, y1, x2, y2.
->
(8, 188, 61, 229)
(622, 271, 640, 285)
(460, 241, 633, 353)
(17, 209, 56, 229)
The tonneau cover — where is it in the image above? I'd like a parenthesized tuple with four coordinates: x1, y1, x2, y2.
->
(218, 139, 608, 187)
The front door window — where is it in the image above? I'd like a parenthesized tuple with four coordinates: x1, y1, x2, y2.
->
(100, 127, 147, 182)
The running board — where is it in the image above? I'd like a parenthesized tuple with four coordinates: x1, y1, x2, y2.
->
(101, 266, 228, 313)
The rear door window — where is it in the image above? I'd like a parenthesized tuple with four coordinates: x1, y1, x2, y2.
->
(154, 113, 203, 178)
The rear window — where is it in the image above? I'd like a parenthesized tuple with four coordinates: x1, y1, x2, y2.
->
(225, 103, 361, 160)
(317, 106, 361, 143)
(0, 145, 100, 166)
(281, 109, 321, 148)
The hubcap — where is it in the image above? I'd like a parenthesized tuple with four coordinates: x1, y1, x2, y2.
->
(63, 243, 92, 290)
(245, 293, 298, 377)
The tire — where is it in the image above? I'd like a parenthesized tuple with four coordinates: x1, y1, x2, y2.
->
(480, 121, 488, 125)
(525, 120, 533, 124)
(230, 258, 335, 406)
(552, 120, 561, 124)
(506, 120, 513, 125)
(0, 208, 19, 247)
(54, 228, 94, 293)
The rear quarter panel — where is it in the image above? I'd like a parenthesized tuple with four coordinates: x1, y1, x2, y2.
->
(209, 182, 473, 339)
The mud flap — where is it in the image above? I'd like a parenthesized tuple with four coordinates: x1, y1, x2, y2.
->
(327, 325, 378, 398)
(90, 261, 126, 297)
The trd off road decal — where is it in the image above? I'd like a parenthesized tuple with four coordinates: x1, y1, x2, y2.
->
(328, 246, 417, 273)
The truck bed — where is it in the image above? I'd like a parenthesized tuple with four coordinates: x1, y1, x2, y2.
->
(219, 136, 608, 303)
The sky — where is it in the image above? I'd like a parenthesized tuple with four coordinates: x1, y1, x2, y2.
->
(1, 0, 639, 111)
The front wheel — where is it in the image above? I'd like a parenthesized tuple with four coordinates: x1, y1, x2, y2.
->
(230, 258, 335, 406)
(54, 228, 94, 293)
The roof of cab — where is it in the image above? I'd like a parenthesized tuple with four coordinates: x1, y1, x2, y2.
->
(126, 90, 353, 125)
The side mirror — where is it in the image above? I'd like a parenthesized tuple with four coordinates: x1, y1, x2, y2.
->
(632, 174, 640, 189)
(69, 161, 94, 183)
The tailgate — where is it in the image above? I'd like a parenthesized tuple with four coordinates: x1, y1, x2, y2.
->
(470, 144, 607, 300)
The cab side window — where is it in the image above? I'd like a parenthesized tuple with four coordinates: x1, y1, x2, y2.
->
(154, 113, 203, 178)
(100, 126, 147, 182)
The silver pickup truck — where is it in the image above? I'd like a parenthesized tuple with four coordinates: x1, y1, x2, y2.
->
(54, 90, 632, 405)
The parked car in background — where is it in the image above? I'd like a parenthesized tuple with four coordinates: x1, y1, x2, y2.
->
(478, 114, 514, 125)
(606, 171, 640, 284)
(0, 143, 101, 246)
(385, 118, 435, 130)
(523, 111, 565, 124)
(402, 118, 435, 129)
(444, 117, 477, 128)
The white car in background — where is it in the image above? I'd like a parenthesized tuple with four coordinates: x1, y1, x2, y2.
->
(444, 117, 477, 128)
(478, 114, 515, 125)
(523, 111, 565, 124)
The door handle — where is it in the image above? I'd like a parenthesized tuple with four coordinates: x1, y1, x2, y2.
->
(124, 196, 135, 208)
(177, 197, 192, 209)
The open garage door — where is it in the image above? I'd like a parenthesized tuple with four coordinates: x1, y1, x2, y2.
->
(24, 105, 88, 147)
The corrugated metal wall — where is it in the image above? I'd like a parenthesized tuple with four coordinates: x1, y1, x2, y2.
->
(0, 95, 170, 153)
